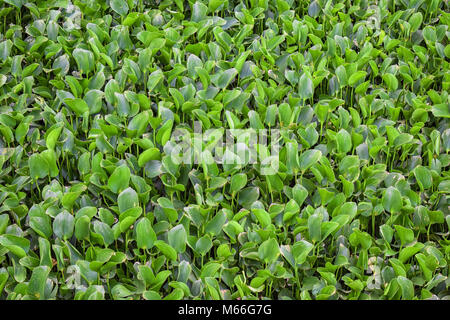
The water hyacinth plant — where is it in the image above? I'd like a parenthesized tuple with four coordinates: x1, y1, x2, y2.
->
(0, 0, 449, 301)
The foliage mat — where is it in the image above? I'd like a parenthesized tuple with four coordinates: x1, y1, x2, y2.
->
(0, 0, 449, 300)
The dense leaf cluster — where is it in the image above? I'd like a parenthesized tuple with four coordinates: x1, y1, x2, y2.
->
(0, 0, 449, 300)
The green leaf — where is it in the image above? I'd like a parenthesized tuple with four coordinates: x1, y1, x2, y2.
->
(394, 133, 413, 148)
(292, 240, 314, 265)
(382, 73, 398, 91)
(0, 234, 30, 258)
(156, 119, 173, 146)
(110, 0, 129, 16)
(72, 48, 95, 75)
(138, 148, 161, 167)
(168, 225, 187, 253)
(0, 214, 9, 235)
(299, 149, 322, 172)
(348, 71, 366, 87)
(147, 69, 164, 92)
(187, 54, 203, 78)
(431, 104, 450, 118)
(164, 288, 184, 300)
(136, 218, 157, 250)
(93, 221, 114, 246)
(195, 235, 213, 256)
(336, 129, 352, 154)
(64, 98, 89, 116)
(215, 68, 237, 89)
(118, 187, 139, 213)
(258, 238, 280, 263)
(29, 154, 49, 180)
(252, 208, 271, 228)
(413, 165, 432, 190)
(208, 0, 224, 12)
(127, 111, 149, 136)
(192, 1, 208, 22)
(382, 186, 402, 214)
(394, 225, 414, 246)
(292, 184, 308, 206)
(53, 211, 75, 240)
(308, 211, 322, 243)
(45, 124, 63, 150)
(283, 199, 300, 223)
(75, 216, 90, 241)
(409, 12, 423, 33)
(0, 269, 8, 294)
(397, 276, 414, 300)
(298, 72, 314, 100)
(205, 211, 227, 236)
(27, 266, 50, 300)
(286, 141, 300, 174)
(0, 40, 12, 61)
(155, 240, 177, 261)
(108, 165, 131, 194)
(230, 173, 247, 194)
